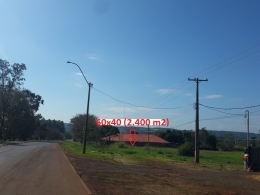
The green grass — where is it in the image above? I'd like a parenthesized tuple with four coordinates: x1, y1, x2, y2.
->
(61, 141, 244, 171)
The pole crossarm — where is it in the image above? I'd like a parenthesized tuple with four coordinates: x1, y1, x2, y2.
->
(188, 78, 208, 82)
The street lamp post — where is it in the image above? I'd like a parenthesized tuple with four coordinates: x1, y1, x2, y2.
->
(67, 61, 93, 154)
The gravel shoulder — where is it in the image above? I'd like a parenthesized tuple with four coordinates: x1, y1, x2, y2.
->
(65, 152, 260, 195)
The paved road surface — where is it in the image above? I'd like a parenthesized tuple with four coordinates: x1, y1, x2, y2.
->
(0, 142, 91, 195)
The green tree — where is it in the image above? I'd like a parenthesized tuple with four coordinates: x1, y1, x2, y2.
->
(207, 134, 217, 150)
(218, 133, 235, 151)
(46, 128, 64, 140)
(65, 131, 72, 139)
(182, 130, 195, 143)
(0, 59, 26, 140)
(70, 113, 98, 142)
(200, 127, 209, 149)
(5, 89, 44, 140)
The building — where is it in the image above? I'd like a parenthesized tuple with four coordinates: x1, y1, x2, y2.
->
(102, 133, 169, 147)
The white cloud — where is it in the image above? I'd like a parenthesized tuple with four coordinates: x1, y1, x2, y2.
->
(204, 95, 223, 99)
(74, 83, 83, 88)
(87, 53, 98, 60)
(106, 107, 136, 113)
(75, 72, 83, 76)
(155, 89, 175, 95)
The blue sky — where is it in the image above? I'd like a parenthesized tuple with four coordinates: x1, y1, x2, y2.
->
(0, 0, 260, 133)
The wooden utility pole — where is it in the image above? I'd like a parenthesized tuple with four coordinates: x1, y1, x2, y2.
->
(188, 78, 208, 163)
(148, 125, 150, 154)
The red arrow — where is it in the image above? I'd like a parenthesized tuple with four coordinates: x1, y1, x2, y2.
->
(127, 129, 138, 146)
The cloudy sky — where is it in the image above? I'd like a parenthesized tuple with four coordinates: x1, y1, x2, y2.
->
(0, 0, 260, 133)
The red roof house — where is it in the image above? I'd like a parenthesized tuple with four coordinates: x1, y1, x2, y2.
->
(102, 133, 169, 147)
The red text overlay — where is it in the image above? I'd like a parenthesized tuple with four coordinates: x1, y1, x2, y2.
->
(96, 118, 169, 127)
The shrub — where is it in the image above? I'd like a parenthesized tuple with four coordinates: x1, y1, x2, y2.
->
(233, 146, 244, 151)
(124, 150, 136, 154)
(178, 142, 194, 157)
(117, 142, 128, 148)
(157, 151, 163, 154)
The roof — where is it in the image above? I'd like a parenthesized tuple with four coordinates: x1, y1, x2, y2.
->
(102, 133, 169, 144)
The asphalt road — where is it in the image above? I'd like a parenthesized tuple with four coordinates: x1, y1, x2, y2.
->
(0, 142, 91, 195)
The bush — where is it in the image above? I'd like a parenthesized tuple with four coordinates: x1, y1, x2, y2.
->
(157, 151, 163, 154)
(124, 150, 136, 154)
(117, 142, 128, 148)
(233, 146, 244, 151)
(178, 142, 194, 157)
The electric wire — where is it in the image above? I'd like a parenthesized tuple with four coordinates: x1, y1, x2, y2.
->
(127, 84, 194, 118)
(200, 103, 260, 110)
(210, 58, 260, 79)
(127, 43, 260, 118)
(82, 43, 260, 121)
(192, 43, 260, 77)
(92, 87, 192, 110)
(198, 49, 260, 77)
(201, 105, 245, 116)
(172, 109, 260, 129)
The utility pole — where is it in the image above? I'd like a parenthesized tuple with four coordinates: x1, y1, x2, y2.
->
(83, 82, 93, 154)
(148, 125, 150, 154)
(67, 61, 93, 154)
(188, 78, 208, 163)
(244, 110, 249, 148)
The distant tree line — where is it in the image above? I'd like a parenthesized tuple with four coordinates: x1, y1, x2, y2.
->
(155, 127, 260, 151)
(34, 119, 68, 140)
(155, 127, 217, 150)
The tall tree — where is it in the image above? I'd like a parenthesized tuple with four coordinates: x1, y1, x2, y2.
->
(0, 59, 26, 140)
(70, 113, 98, 142)
(5, 89, 44, 140)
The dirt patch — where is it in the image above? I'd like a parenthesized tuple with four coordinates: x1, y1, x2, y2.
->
(65, 152, 260, 195)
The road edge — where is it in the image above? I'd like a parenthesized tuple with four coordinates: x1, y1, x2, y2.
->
(59, 144, 93, 195)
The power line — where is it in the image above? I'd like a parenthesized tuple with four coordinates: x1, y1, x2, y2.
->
(92, 87, 192, 110)
(85, 43, 260, 119)
(210, 58, 260, 79)
(201, 105, 244, 116)
(171, 114, 241, 129)
(172, 120, 195, 128)
(200, 114, 242, 121)
(130, 43, 260, 118)
(126, 81, 189, 118)
(200, 103, 260, 110)
(171, 109, 260, 129)
(193, 43, 260, 77)
(128, 85, 195, 118)
(198, 49, 260, 77)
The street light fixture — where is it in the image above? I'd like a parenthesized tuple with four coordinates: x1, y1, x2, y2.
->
(67, 61, 93, 154)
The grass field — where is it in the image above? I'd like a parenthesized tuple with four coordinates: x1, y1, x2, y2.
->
(61, 141, 244, 171)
